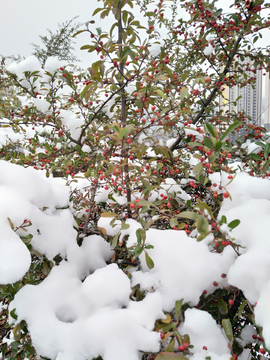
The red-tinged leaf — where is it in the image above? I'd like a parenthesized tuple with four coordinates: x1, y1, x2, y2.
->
(101, 212, 118, 217)
(155, 352, 188, 360)
(98, 227, 107, 235)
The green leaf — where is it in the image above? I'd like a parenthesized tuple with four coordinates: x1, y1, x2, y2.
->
(119, 127, 128, 139)
(92, 7, 103, 16)
(180, 87, 189, 100)
(263, 159, 270, 173)
(101, 212, 118, 217)
(181, 72, 189, 81)
(165, 339, 176, 352)
(220, 215, 227, 225)
(213, 8, 223, 18)
(136, 228, 142, 246)
(177, 211, 199, 220)
(175, 299, 184, 321)
(220, 122, 240, 140)
(188, 141, 203, 148)
(80, 83, 92, 99)
(197, 215, 209, 235)
(197, 232, 211, 241)
(264, 143, 270, 160)
(155, 352, 188, 360)
(10, 308, 18, 320)
(228, 219, 240, 229)
(197, 199, 214, 218)
(156, 89, 167, 99)
(222, 319, 233, 344)
(154, 75, 169, 81)
(215, 141, 223, 151)
(250, 153, 262, 161)
(145, 251, 155, 269)
(111, 233, 120, 249)
(193, 162, 203, 176)
(238, 300, 247, 317)
(80, 44, 92, 50)
(7, 217, 14, 230)
(137, 228, 146, 243)
(135, 246, 144, 256)
(137, 200, 155, 208)
(121, 222, 130, 230)
(218, 298, 228, 315)
(203, 138, 214, 150)
(170, 218, 178, 228)
(205, 122, 216, 138)
(120, 47, 134, 61)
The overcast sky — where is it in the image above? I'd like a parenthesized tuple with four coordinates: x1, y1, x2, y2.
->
(1, 0, 268, 67)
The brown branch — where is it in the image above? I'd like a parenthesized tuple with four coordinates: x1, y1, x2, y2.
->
(169, 14, 252, 152)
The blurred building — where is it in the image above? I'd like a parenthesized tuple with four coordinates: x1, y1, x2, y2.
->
(264, 75, 270, 130)
(220, 57, 263, 139)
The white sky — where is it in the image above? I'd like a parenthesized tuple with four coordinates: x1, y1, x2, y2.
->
(0, 0, 268, 68)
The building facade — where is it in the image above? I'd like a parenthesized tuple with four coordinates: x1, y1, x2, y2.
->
(220, 57, 263, 140)
(264, 75, 270, 130)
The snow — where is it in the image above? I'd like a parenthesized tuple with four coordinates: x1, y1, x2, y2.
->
(179, 308, 231, 356)
(2, 55, 270, 360)
(2, 157, 270, 359)
(10, 262, 163, 360)
(44, 57, 62, 74)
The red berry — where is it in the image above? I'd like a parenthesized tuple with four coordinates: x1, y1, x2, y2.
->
(228, 299, 234, 305)
(160, 332, 164, 339)
(178, 345, 185, 352)
(203, 346, 207, 350)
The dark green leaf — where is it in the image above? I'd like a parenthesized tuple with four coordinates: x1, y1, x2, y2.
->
(10, 308, 17, 320)
(218, 298, 228, 315)
(228, 219, 240, 229)
(203, 138, 214, 150)
(264, 143, 270, 160)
